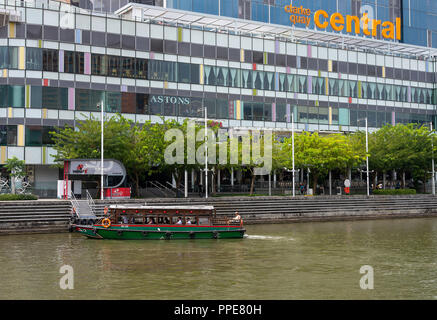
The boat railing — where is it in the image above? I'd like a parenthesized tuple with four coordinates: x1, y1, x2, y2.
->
(151, 181, 176, 197)
(165, 181, 185, 195)
(86, 189, 97, 216)
(70, 191, 81, 217)
(211, 217, 243, 227)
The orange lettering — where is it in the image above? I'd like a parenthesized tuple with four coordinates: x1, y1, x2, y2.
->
(396, 17, 401, 40)
(381, 21, 395, 39)
(346, 15, 360, 34)
(314, 10, 329, 29)
(330, 12, 345, 32)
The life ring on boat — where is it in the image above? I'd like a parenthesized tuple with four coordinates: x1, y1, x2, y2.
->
(102, 218, 111, 228)
(103, 206, 109, 215)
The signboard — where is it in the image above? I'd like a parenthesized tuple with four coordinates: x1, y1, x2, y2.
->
(57, 180, 71, 199)
(105, 187, 131, 199)
(68, 159, 125, 176)
(284, 4, 401, 40)
(149, 95, 191, 105)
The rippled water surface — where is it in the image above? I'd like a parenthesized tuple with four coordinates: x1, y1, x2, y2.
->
(1, 218, 437, 299)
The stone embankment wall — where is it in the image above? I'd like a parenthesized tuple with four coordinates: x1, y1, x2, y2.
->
(1, 195, 437, 234)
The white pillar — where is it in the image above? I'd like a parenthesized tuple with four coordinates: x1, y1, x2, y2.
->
(217, 169, 221, 191)
(191, 169, 195, 190)
(329, 170, 332, 196)
(231, 167, 234, 186)
(184, 170, 188, 198)
(273, 170, 277, 188)
(100, 99, 104, 200)
(268, 174, 271, 196)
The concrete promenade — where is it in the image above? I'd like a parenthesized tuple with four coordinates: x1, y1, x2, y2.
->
(1, 195, 437, 234)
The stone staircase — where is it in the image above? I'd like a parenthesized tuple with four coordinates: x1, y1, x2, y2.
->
(0, 200, 72, 234)
(2, 195, 437, 234)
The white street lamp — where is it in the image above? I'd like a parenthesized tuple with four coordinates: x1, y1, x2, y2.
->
(205, 105, 208, 199)
(292, 112, 295, 197)
(431, 122, 435, 196)
(100, 99, 104, 200)
(358, 117, 369, 197)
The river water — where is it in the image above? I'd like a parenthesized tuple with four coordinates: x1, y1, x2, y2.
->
(1, 218, 437, 300)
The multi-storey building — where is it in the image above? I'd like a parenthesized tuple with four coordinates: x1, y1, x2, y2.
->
(71, 0, 437, 49)
(0, 0, 436, 196)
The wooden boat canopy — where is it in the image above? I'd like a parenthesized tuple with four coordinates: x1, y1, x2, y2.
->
(101, 204, 242, 226)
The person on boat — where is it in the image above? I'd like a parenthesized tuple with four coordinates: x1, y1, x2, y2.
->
(186, 217, 192, 225)
(176, 217, 183, 224)
(148, 217, 155, 224)
(122, 215, 129, 224)
(232, 211, 241, 221)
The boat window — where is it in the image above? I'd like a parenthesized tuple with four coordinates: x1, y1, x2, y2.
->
(146, 217, 156, 224)
(185, 216, 197, 225)
(198, 217, 209, 225)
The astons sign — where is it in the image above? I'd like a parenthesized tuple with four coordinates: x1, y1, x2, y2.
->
(284, 4, 401, 40)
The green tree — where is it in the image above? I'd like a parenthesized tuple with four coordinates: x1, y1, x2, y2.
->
(5, 156, 25, 194)
(281, 132, 365, 194)
(51, 114, 172, 197)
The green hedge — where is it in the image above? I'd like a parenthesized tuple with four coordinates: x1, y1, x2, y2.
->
(372, 189, 416, 195)
(0, 194, 38, 201)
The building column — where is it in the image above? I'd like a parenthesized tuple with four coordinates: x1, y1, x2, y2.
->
(184, 170, 188, 198)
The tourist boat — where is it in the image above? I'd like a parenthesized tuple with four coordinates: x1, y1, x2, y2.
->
(72, 205, 245, 240)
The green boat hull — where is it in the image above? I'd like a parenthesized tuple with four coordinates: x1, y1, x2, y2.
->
(73, 225, 246, 240)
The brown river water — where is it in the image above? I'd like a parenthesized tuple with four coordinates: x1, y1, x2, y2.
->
(1, 217, 437, 300)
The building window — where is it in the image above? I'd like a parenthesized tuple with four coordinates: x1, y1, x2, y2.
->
(42, 87, 68, 109)
(121, 92, 136, 113)
(0, 85, 7, 107)
(64, 51, 75, 73)
(107, 55, 121, 77)
(91, 54, 107, 76)
(121, 57, 135, 78)
(177, 62, 191, 83)
(135, 58, 148, 79)
(151, 39, 163, 53)
(105, 91, 121, 113)
(26, 47, 42, 70)
(25, 126, 56, 146)
(148, 60, 176, 82)
(25, 126, 43, 146)
(0, 47, 8, 69)
(136, 93, 149, 114)
(8, 85, 25, 107)
(0, 125, 17, 146)
(42, 49, 58, 72)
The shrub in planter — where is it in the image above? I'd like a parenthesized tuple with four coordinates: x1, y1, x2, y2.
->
(372, 189, 416, 195)
(0, 194, 38, 201)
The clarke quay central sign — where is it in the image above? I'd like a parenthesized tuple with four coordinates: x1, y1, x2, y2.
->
(284, 4, 401, 41)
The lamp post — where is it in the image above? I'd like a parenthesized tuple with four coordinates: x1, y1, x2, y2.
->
(431, 122, 435, 196)
(204, 104, 208, 199)
(358, 117, 369, 197)
(100, 99, 104, 200)
(292, 112, 295, 197)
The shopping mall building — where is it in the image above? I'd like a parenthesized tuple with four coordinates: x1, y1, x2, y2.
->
(0, 0, 436, 196)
